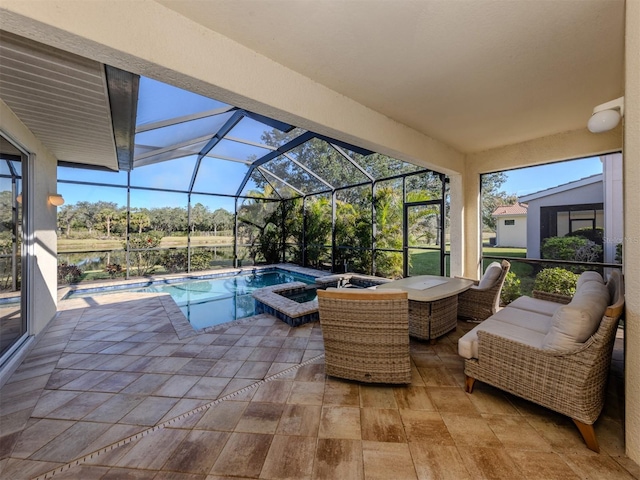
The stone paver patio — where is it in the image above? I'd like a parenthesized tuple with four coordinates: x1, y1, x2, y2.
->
(0, 290, 637, 479)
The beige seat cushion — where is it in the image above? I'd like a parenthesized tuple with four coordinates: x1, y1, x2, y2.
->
(478, 262, 502, 289)
(458, 318, 546, 359)
(489, 307, 555, 334)
(507, 296, 564, 317)
(542, 280, 610, 351)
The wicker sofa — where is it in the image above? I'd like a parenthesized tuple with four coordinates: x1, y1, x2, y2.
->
(458, 270, 624, 452)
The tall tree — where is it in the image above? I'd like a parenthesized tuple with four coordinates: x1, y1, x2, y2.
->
(211, 208, 233, 235)
(190, 203, 210, 233)
(130, 211, 151, 234)
(97, 207, 118, 238)
(481, 172, 517, 231)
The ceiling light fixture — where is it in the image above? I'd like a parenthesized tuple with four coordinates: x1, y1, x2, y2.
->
(587, 96, 624, 133)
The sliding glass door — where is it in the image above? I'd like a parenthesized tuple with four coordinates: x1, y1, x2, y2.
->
(0, 133, 27, 363)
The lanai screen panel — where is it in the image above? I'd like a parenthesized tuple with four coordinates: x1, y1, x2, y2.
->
(192, 157, 252, 197)
(130, 155, 198, 191)
(136, 77, 230, 125)
(346, 150, 423, 179)
(286, 139, 370, 189)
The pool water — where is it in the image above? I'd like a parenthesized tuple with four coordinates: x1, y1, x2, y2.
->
(68, 270, 315, 329)
(280, 288, 318, 304)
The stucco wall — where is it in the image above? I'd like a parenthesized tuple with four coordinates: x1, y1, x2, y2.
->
(524, 181, 604, 258)
(603, 153, 624, 263)
(495, 215, 527, 248)
(0, 99, 58, 336)
(624, 0, 640, 464)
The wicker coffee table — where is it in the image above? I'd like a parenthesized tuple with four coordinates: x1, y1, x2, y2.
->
(378, 275, 474, 342)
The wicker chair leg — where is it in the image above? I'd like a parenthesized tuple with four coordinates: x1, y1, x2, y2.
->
(465, 375, 476, 394)
(572, 419, 600, 453)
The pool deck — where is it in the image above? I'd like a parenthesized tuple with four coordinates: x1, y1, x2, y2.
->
(0, 265, 636, 479)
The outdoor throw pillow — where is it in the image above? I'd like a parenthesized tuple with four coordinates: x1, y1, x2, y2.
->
(478, 262, 502, 289)
(542, 280, 610, 351)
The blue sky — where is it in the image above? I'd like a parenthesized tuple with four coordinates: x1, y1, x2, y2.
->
(58, 155, 604, 210)
(500, 156, 603, 198)
(56, 76, 604, 210)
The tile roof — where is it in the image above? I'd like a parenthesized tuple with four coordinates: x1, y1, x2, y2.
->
(492, 203, 528, 216)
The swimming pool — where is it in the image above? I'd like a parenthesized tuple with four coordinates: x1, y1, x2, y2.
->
(66, 269, 316, 329)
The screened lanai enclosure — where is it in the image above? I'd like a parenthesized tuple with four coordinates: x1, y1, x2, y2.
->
(50, 77, 449, 284)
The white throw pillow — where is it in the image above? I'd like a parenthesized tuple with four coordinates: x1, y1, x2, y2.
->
(478, 262, 503, 289)
(542, 280, 610, 351)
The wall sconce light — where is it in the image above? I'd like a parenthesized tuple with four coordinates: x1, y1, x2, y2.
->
(587, 96, 624, 133)
(48, 193, 65, 206)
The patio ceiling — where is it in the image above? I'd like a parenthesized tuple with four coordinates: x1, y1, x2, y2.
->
(156, 0, 625, 153)
(0, 31, 137, 171)
(0, 1, 626, 180)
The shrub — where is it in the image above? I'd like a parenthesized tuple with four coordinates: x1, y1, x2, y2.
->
(500, 271, 521, 305)
(159, 249, 214, 273)
(58, 263, 82, 284)
(616, 243, 623, 264)
(533, 267, 579, 296)
(573, 241, 603, 263)
(159, 250, 187, 273)
(256, 223, 281, 265)
(565, 227, 603, 244)
(541, 235, 603, 269)
(104, 263, 122, 278)
(127, 231, 163, 276)
(541, 236, 589, 260)
(190, 250, 214, 271)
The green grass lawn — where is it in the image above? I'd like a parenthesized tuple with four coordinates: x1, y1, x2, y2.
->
(58, 235, 234, 253)
(410, 246, 535, 290)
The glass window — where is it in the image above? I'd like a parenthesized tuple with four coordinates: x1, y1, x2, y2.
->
(504, 219, 515, 226)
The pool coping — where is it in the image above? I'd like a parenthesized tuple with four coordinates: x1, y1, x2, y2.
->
(58, 263, 327, 301)
(57, 264, 329, 336)
(252, 282, 319, 327)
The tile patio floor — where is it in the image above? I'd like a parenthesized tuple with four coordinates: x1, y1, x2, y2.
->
(0, 291, 637, 480)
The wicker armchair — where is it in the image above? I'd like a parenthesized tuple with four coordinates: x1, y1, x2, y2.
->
(464, 270, 625, 452)
(317, 288, 411, 384)
(457, 260, 510, 321)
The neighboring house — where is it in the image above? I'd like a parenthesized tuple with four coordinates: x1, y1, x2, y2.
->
(518, 153, 623, 263)
(492, 203, 527, 248)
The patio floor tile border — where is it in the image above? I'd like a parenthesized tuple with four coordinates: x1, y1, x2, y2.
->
(31, 353, 325, 480)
